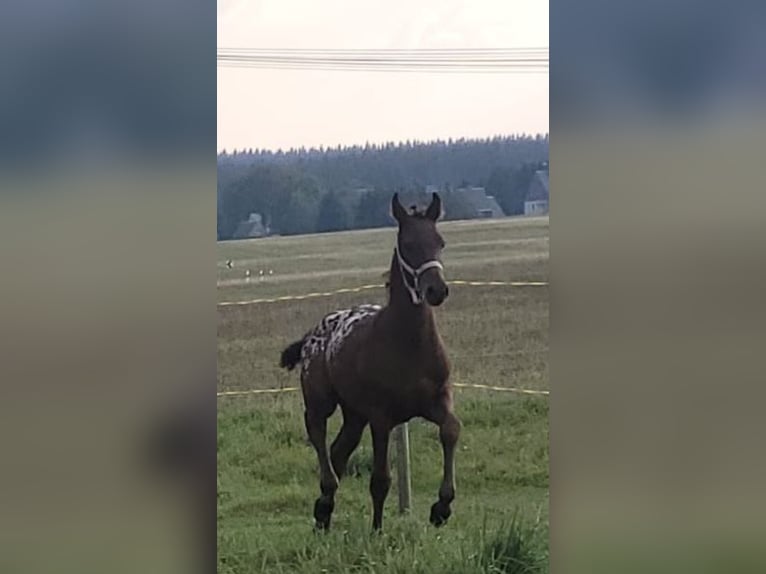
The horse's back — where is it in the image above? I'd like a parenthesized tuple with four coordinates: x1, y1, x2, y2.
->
(299, 304, 382, 380)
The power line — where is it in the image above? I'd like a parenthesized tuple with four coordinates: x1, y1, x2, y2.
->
(218, 47, 548, 54)
(217, 47, 549, 73)
(220, 62, 548, 74)
(217, 48, 548, 63)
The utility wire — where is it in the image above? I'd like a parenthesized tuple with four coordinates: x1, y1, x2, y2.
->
(217, 47, 549, 73)
(218, 47, 548, 54)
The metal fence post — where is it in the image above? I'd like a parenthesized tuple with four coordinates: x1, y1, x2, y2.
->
(393, 422, 412, 513)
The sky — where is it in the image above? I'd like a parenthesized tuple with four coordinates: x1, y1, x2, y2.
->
(217, 0, 548, 152)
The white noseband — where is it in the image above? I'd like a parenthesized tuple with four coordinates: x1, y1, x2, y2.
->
(395, 244, 444, 305)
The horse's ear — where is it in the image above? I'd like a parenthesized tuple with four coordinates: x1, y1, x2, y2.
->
(390, 193, 407, 223)
(425, 192, 443, 221)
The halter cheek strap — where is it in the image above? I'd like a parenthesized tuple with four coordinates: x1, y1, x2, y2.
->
(395, 245, 444, 305)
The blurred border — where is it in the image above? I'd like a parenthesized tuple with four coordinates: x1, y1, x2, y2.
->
(0, 2, 216, 573)
(551, 1, 766, 572)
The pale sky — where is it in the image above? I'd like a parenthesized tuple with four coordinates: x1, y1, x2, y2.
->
(218, 0, 548, 151)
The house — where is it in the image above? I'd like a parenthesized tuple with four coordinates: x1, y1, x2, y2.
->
(524, 170, 549, 216)
(232, 212, 269, 239)
(455, 186, 505, 218)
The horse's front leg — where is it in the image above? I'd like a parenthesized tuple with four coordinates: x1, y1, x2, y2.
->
(369, 421, 392, 530)
(429, 408, 461, 527)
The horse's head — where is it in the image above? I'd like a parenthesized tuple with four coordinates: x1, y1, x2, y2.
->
(391, 192, 449, 306)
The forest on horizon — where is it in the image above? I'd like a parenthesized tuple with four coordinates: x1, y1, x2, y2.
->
(217, 134, 548, 240)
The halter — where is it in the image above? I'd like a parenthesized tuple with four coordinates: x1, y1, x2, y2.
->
(394, 243, 444, 305)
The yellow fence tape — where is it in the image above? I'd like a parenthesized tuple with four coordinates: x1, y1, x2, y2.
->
(454, 383, 549, 396)
(218, 387, 299, 396)
(217, 383, 548, 398)
(218, 280, 548, 307)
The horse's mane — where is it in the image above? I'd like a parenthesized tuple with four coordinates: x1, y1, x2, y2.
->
(382, 270, 391, 291)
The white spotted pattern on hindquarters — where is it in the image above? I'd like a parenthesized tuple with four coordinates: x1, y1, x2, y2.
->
(299, 304, 382, 376)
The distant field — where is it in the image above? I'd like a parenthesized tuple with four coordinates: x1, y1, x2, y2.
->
(217, 216, 549, 573)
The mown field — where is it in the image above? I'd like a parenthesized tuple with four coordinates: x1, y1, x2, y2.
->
(217, 216, 550, 573)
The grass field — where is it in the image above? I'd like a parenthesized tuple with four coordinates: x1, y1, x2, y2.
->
(217, 216, 549, 573)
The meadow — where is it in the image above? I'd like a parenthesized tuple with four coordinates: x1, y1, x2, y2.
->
(217, 216, 549, 573)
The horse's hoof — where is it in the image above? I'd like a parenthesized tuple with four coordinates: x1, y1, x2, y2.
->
(313, 516, 331, 531)
(429, 501, 451, 527)
(313, 498, 334, 530)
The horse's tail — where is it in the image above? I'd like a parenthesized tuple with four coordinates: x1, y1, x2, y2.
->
(280, 338, 305, 371)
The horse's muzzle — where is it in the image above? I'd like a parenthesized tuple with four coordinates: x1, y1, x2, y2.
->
(425, 283, 449, 306)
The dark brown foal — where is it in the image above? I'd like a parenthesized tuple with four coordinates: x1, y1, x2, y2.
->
(280, 192, 461, 531)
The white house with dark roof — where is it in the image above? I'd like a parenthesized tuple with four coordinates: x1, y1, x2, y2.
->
(455, 186, 505, 218)
(232, 212, 269, 239)
(524, 170, 549, 216)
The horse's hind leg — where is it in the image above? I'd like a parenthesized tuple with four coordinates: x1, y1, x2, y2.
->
(330, 407, 367, 480)
(303, 371, 339, 530)
(425, 398, 462, 527)
(304, 405, 338, 529)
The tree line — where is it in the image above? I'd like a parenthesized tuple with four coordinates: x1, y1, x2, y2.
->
(218, 134, 548, 240)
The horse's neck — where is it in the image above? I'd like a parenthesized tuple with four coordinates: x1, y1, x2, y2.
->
(385, 252, 437, 344)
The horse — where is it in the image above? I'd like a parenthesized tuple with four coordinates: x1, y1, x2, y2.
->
(280, 191, 461, 531)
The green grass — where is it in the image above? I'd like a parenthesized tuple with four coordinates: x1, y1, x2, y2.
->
(218, 216, 549, 573)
